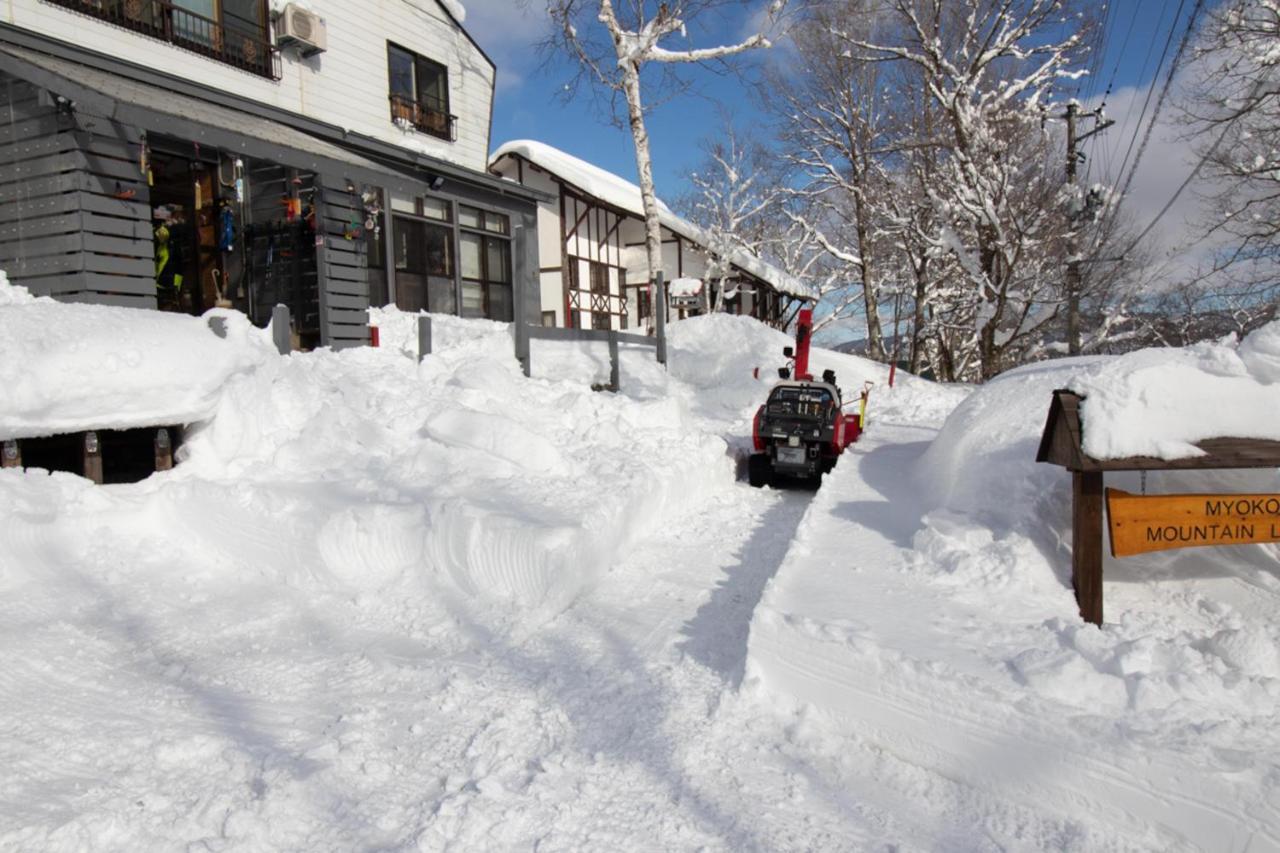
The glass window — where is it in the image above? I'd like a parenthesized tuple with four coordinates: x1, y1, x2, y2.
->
(387, 43, 452, 139)
(388, 46, 416, 101)
(487, 239, 510, 284)
(394, 213, 455, 277)
(416, 57, 448, 112)
(484, 212, 509, 235)
(422, 197, 450, 221)
(488, 284, 512, 322)
(458, 205, 482, 230)
(460, 232, 482, 280)
(222, 0, 264, 34)
(460, 230, 513, 322)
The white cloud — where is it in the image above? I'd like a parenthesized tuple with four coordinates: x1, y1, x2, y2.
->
(1080, 61, 1234, 281)
(456, 0, 549, 92)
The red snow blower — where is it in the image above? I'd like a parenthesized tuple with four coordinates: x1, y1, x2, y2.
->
(747, 308, 869, 488)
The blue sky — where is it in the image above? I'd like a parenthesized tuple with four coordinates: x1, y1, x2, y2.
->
(462, 0, 1206, 213)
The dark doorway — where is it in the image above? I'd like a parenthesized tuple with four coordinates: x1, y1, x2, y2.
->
(149, 144, 224, 316)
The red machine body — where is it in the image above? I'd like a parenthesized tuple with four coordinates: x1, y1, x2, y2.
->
(747, 307, 867, 487)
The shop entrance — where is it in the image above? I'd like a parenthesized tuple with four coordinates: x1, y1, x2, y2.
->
(148, 142, 225, 316)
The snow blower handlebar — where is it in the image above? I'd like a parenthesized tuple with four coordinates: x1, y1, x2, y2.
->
(793, 307, 814, 382)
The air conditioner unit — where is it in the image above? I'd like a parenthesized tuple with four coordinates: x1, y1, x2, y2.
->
(276, 4, 327, 56)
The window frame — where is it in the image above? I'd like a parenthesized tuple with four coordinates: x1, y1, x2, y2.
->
(387, 41, 455, 142)
(458, 204, 513, 322)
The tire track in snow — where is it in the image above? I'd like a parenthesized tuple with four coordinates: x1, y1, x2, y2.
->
(678, 485, 814, 685)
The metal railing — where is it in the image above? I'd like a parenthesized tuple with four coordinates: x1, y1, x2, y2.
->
(389, 93, 456, 141)
(516, 274, 669, 390)
(45, 0, 281, 79)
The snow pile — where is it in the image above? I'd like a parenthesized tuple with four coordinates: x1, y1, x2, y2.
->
(0, 277, 275, 439)
(746, 338, 1280, 848)
(669, 276, 703, 297)
(168, 311, 727, 620)
(1067, 320, 1280, 459)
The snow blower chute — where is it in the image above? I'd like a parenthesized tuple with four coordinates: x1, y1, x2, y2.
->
(747, 308, 869, 488)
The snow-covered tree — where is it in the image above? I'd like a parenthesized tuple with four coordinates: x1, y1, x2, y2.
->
(761, 0, 894, 361)
(844, 0, 1093, 379)
(1184, 0, 1280, 295)
(682, 119, 779, 312)
(544, 0, 788, 291)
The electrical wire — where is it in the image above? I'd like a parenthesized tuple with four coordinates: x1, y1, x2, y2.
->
(1113, 0, 1205, 221)
(1086, 0, 1142, 184)
(1110, 0, 1185, 201)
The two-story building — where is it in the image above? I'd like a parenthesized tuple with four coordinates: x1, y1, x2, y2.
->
(0, 0, 542, 348)
(488, 140, 812, 332)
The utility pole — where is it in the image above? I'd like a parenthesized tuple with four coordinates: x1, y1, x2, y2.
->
(1065, 102, 1081, 356)
(1062, 102, 1114, 356)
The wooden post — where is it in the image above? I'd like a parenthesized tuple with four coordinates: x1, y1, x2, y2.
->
(83, 431, 103, 485)
(1, 439, 19, 469)
(1072, 470, 1105, 625)
(608, 330, 620, 391)
(154, 428, 173, 472)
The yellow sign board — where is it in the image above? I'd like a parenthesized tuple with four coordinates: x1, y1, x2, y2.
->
(1106, 489, 1280, 557)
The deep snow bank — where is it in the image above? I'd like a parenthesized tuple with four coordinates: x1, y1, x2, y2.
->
(1067, 321, 1280, 459)
(0, 275, 275, 439)
(0, 295, 754, 632)
(176, 328, 727, 620)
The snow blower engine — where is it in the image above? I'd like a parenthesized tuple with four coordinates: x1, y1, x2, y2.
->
(748, 308, 869, 488)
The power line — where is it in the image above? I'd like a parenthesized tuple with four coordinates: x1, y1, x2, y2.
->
(1111, 0, 1185, 199)
(1113, 0, 1205, 221)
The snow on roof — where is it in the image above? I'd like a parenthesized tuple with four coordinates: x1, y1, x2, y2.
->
(669, 277, 703, 297)
(490, 139, 815, 301)
(436, 0, 466, 22)
(1065, 321, 1280, 460)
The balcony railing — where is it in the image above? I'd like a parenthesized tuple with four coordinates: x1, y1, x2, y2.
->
(45, 0, 281, 80)
(389, 93, 456, 141)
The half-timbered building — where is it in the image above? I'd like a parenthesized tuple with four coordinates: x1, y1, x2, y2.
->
(488, 140, 812, 332)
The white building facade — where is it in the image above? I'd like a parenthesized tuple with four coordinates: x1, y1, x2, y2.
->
(0, 0, 542, 347)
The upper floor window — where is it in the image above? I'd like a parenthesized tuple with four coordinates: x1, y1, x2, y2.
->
(45, 0, 279, 79)
(388, 43, 454, 141)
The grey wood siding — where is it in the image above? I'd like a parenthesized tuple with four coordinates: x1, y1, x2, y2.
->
(315, 179, 370, 349)
(0, 72, 154, 305)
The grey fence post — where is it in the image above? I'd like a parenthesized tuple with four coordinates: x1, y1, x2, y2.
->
(654, 271, 667, 367)
(271, 304, 291, 355)
(608, 329, 620, 390)
(516, 318, 531, 377)
(418, 314, 432, 362)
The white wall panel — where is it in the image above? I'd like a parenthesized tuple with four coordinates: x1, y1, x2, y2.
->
(11, 0, 495, 170)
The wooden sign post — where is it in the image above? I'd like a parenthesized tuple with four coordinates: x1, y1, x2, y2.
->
(1038, 390, 1280, 626)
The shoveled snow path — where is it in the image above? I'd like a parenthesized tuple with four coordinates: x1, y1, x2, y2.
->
(745, 422, 1280, 852)
(1, 473, 910, 850)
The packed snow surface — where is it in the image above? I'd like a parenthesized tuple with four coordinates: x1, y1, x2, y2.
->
(1066, 321, 1280, 459)
(3, 288, 1280, 851)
